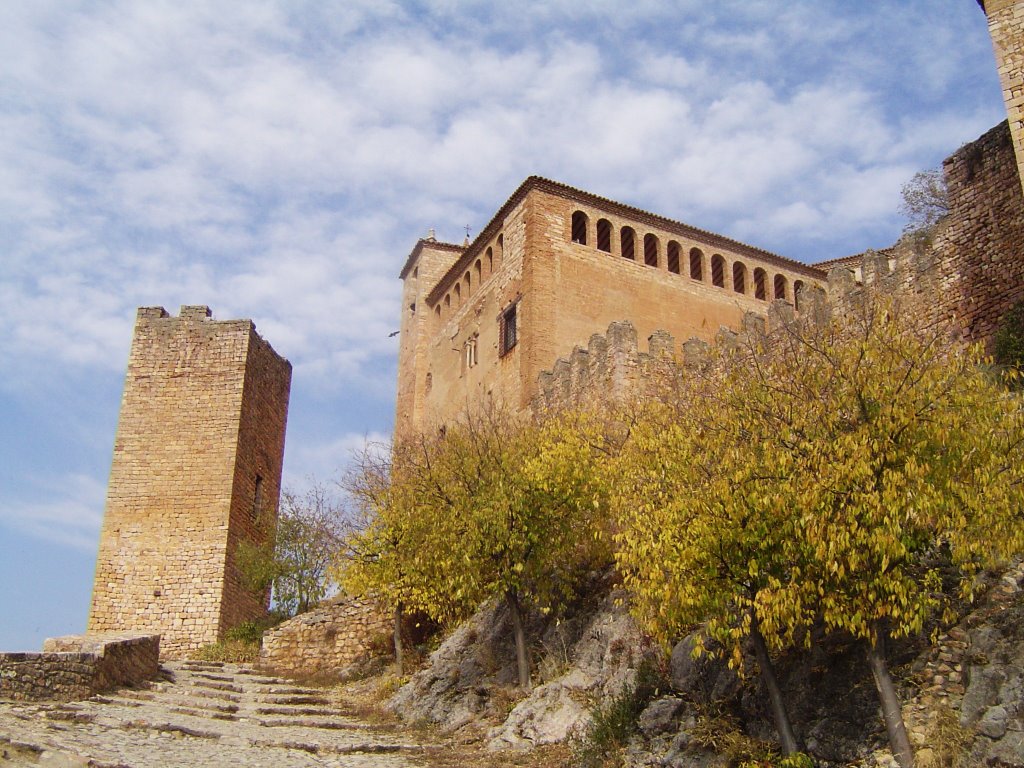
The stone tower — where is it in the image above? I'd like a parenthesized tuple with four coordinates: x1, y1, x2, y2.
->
(88, 305, 292, 658)
(982, 0, 1024, 192)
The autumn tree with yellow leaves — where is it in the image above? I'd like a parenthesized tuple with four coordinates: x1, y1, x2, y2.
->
(340, 407, 613, 687)
(614, 297, 1024, 766)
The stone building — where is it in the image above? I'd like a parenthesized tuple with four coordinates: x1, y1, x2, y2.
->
(395, 177, 826, 436)
(88, 306, 291, 658)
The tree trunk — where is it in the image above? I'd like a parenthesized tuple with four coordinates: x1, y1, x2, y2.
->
(393, 602, 404, 676)
(750, 615, 800, 756)
(867, 625, 915, 768)
(506, 589, 530, 689)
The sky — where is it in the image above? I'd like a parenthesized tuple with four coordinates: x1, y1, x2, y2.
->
(0, 0, 1008, 651)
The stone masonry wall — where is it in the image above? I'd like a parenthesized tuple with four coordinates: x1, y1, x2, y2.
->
(89, 306, 291, 659)
(0, 634, 160, 702)
(259, 596, 392, 680)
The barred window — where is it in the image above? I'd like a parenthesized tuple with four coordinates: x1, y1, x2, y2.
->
(499, 302, 518, 357)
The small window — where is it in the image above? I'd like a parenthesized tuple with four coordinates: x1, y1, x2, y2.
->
(499, 302, 518, 357)
(794, 280, 805, 311)
(621, 227, 636, 261)
(464, 336, 478, 370)
(711, 254, 725, 287)
(644, 234, 658, 267)
(667, 241, 680, 274)
(754, 268, 767, 300)
(597, 219, 612, 253)
(571, 211, 588, 244)
(475, 259, 482, 283)
(252, 475, 263, 522)
(733, 262, 746, 294)
(774, 274, 787, 301)
(690, 248, 704, 281)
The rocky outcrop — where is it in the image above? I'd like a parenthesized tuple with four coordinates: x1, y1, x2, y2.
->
(389, 581, 656, 749)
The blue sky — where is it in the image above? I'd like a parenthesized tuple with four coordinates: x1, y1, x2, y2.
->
(0, 1, 1007, 650)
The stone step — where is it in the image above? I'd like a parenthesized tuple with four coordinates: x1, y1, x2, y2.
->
(180, 660, 225, 670)
(190, 680, 245, 694)
(193, 672, 238, 683)
(255, 717, 395, 731)
(181, 686, 241, 702)
(256, 695, 332, 706)
(256, 686, 325, 696)
(253, 706, 340, 717)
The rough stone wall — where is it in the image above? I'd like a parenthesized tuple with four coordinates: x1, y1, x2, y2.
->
(89, 305, 291, 658)
(985, 0, 1024, 194)
(0, 634, 160, 702)
(828, 121, 1024, 347)
(258, 596, 391, 680)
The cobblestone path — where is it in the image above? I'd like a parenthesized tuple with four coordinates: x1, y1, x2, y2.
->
(0, 660, 440, 767)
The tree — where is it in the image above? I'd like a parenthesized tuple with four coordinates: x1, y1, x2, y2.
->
(900, 168, 949, 235)
(236, 483, 346, 619)
(614, 296, 1024, 766)
(341, 406, 612, 688)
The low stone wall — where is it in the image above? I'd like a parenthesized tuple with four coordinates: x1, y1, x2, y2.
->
(259, 596, 392, 680)
(0, 633, 160, 702)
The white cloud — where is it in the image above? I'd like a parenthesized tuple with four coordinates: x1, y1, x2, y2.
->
(1, 474, 106, 551)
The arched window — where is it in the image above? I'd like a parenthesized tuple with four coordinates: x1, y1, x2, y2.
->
(434, 305, 441, 327)
(732, 262, 746, 294)
(621, 227, 636, 261)
(690, 248, 704, 281)
(753, 268, 767, 300)
(794, 280, 804, 311)
(596, 219, 612, 253)
(486, 246, 493, 276)
(774, 274, 787, 301)
(474, 259, 482, 283)
(444, 294, 451, 313)
(496, 234, 504, 272)
(571, 211, 588, 245)
(643, 234, 659, 267)
(454, 282, 461, 305)
(711, 254, 725, 287)
(464, 272, 471, 297)
(667, 241, 681, 274)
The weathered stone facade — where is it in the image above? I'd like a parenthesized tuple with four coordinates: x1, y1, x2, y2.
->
(0, 634, 159, 702)
(395, 178, 826, 437)
(984, 0, 1024, 194)
(259, 596, 391, 680)
(88, 306, 292, 659)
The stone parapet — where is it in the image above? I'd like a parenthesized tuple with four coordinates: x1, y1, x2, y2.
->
(0, 634, 160, 702)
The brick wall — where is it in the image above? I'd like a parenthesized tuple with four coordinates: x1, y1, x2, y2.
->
(0, 634, 160, 702)
(88, 306, 291, 658)
(258, 596, 392, 680)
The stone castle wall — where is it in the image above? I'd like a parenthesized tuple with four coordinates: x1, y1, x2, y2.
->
(259, 596, 392, 680)
(89, 305, 291, 658)
(0, 634, 160, 702)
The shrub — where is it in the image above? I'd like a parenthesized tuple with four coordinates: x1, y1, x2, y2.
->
(570, 658, 667, 768)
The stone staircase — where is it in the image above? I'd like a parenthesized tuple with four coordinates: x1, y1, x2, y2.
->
(0, 660, 436, 767)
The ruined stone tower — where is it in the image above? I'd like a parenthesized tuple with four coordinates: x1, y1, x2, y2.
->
(88, 305, 291, 658)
